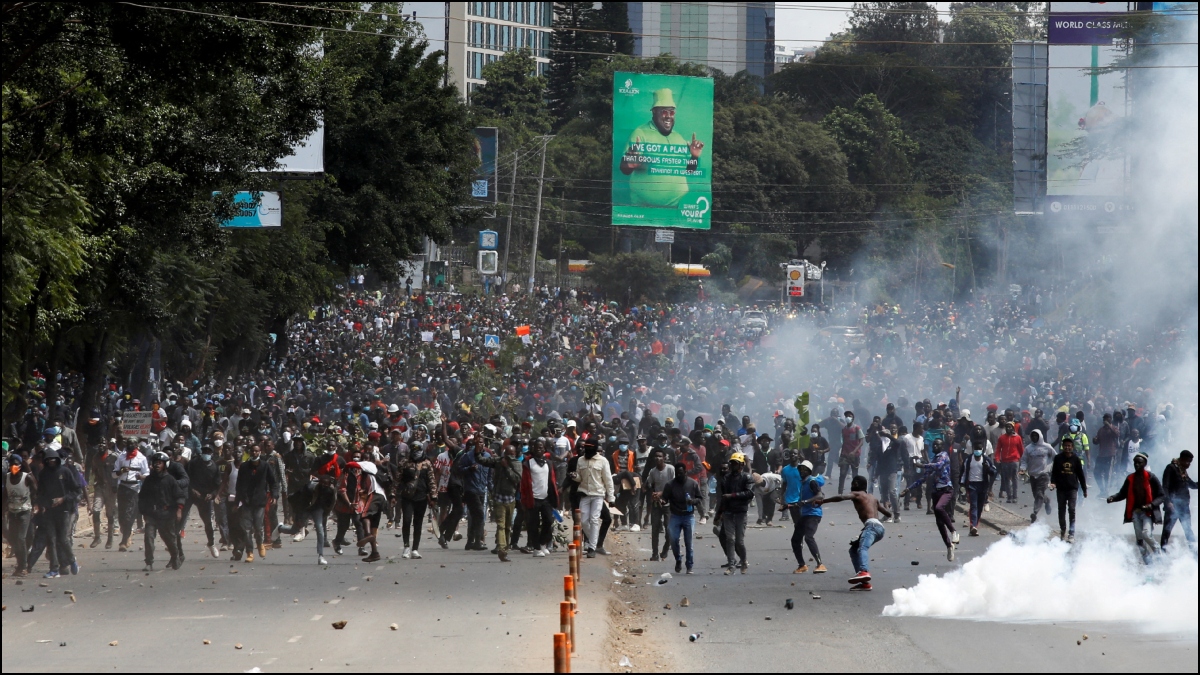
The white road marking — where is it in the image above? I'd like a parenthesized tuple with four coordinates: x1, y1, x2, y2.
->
(287, 635, 302, 643)
(347, 586, 359, 592)
(263, 657, 278, 665)
(21, 621, 36, 628)
(327, 598, 341, 605)
(310, 614, 323, 621)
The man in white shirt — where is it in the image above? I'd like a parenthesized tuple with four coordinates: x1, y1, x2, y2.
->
(112, 441, 150, 552)
(902, 423, 926, 511)
(574, 439, 614, 558)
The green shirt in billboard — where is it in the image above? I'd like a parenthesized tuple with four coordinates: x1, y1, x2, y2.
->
(612, 72, 713, 229)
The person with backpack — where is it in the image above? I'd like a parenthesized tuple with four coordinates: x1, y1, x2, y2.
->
(278, 449, 340, 565)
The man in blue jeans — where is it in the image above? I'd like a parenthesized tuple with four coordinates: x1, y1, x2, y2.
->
(959, 437, 997, 537)
(660, 462, 702, 573)
(816, 475, 890, 591)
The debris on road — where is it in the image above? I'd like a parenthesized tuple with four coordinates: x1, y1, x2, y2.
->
(332, 620, 348, 630)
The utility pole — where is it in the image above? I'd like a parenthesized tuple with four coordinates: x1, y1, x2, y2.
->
(442, 2, 450, 87)
(527, 135, 553, 293)
(501, 149, 519, 288)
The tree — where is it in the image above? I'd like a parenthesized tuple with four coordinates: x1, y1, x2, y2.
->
(588, 251, 677, 303)
(822, 94, 919, 205)
(598, 2, 634, 56)
(471, 47, 553, 138)
(547, 2, 604, 125)
(848, 2, 942, 56)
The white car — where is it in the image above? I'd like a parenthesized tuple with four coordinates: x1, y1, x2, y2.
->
(740, 311, 768, 331)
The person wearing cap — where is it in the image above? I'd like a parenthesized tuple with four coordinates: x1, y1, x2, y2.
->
(781, 457, 827, 574)
(112, 439, 150, 552)
(714, 452, 754, 574)
(138, 451, 184, 571)
(5, 452, 37, 576)
(1107, 451, 1164, 563)
(618, 86, 706, 208)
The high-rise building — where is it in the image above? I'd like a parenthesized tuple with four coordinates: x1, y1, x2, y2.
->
(627, 2, 775, 80)
(445, 2, 553, 100)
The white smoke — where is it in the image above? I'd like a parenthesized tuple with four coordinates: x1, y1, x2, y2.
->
(883, 524, 1198, 634)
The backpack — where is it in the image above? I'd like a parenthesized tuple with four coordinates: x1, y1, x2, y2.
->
(402, 465, 430, 501)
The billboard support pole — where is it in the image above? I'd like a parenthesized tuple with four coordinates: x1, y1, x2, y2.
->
(502, 150, 519, 288)
(527, 135, 552, 293)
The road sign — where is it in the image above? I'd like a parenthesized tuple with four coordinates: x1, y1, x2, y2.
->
(655, 229, 675, 243)
(786, 265, 805, 297)
(484, 334, 500, 350)
(121, 411, 153, 438)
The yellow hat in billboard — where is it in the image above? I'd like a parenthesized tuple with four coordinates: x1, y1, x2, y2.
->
(652, 88, 676, 108)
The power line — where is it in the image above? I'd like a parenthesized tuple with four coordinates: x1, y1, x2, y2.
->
(115, 4, 1200, 70)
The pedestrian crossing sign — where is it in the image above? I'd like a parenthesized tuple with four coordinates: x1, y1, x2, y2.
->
(484, 334, 501, 350)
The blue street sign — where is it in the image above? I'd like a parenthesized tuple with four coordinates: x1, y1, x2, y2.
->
(484, 334, 501, 350)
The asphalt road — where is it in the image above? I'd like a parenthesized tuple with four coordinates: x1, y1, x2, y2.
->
(2, 515, 613, 672)
(605, 476, 1197, 673)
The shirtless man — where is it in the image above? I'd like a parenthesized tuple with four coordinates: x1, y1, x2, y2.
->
(816, 475, 891, 590)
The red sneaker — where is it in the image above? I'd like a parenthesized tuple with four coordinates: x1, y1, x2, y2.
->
(850, 582, 873, 591)
(847, 570, 871, 584)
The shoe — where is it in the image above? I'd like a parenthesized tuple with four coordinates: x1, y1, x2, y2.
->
(245, 552, 254, 562)
(755, 519, 763, 526)
(675, 560, 683, 573)
(1030, 512, 1038, 523)
(231, 551, 243, 561)
(904, 505, 910, 511)
(208, 544, 219, 558)
(489, 547, 499, 554)
(650, 553, 660, 562)
(925, 508, 933, 515)
(90, 537, 101, 548)
(118, 543, 129, 553)
(947, 544, 955, 561)
(686, 567, 694, 574)
(318, 556, 328, 565)
(402, 547, 412, 559)
(534, 549, 547, 558)
(850, 582, 873, 591)
(969, 527, 979, 537)
(586, 550, 596, 559)
(293, 531, 307, 543)
(438, 539, 449, 550)
(597, 546, 609, 556)
(699, 517, 707, 525)
(334, 546, 344, 556)
(272, 540, 283, 549)
(499, 550, 511, 562)
(723, 567, 734, 575)
(794, 565, 809, 574)
(813, 564, 827, 574)
(630, 524, 641, 532)
(740, 563, 748, 574)
(452, 532, 463, 541)
(1066, 533, 1075, 544)
(882, 517, 893, 523)
(363, 552, 381, 563)
(411, 550, 422, 559)
(258, 543, 267, 559)
(951, 531, 960, 544)
(69, 561, 79, 575)
(357, 547, 367, 556)
(178, 550, 185, 564)
(847, 571, 871, 583)
(660, 547, 669, 559)
(167, 557, 180, 570)
(984, 503, 990, 512)
(519, 546, 533, 554)
(893, 515, 901, 523)
(105, 539, 113, 550)
(44, 570, 61, 578)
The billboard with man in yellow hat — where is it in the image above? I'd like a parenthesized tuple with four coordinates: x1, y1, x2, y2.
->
(612, 72, 713, 230)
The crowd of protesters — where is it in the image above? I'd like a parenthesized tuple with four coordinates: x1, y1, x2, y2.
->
(3, 280, 1194, 585)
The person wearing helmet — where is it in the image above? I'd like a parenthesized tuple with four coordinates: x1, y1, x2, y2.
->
(781, 457, 827, 574)
(714, 452, 753, 575)
(112, 439, 150, 552)
(137, 451, 184, 571)
(814, 474, 892, 590)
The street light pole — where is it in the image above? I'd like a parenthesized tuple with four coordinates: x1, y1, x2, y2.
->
(501, 149, 519, 288)
(527, 134, 553, 293)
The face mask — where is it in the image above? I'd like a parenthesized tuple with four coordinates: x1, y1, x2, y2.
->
(845, 415, 853, 422)
(201, 453, 212, 462)
(9, 465, 19, 475)
(282, 431, 292, 444)
(619, 444, 629, 450)
(973, 449, 983, 458)
(520, 445, 530, 453)
(214, 439, 225, 448)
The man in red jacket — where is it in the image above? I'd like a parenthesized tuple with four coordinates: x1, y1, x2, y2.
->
(1107, 452, 1164, 564)
(995, 422, 1024, 504)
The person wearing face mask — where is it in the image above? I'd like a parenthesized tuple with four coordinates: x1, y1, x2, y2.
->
(280, 448, 342, 564)
(86, 438, 119, 550)
(902, 439, 959, 561)
(138, 451, 184, 572)
(185, 443, 222, 558)
(112, 439, 150, 552)
(837, 411, 865, 494)
(283, 437, 315, 542)
(520, 440, 559, 557)
(715, 452, 754, 575)
(480, 439, 521, 561)
(5, 452, 37, 577)
(806, 424, 830, 478)
(959, 434, 997, 537)
(234, 444, 278, 563)
(610, 436, 639, 531)
(574, 438, 614, 559)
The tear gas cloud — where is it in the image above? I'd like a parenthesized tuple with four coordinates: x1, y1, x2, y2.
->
(883, 524, 1198, 634)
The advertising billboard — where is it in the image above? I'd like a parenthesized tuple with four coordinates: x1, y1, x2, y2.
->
(217, 191, 283, 228)
(1046, 3, 1132, 217)
(472, 127, 498, 206)
(612, 72, 713, 230)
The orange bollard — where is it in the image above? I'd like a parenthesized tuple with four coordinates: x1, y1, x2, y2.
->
(560, 601, 574, 656)
(564, 574, 577, 609)
(568, 542, 579, 582)
(554, 632, 569, 673)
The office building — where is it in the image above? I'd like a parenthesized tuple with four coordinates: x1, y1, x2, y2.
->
(627, 2, 775, 80)
(445, 2, 553, 100)
(774, 44, 815, 64)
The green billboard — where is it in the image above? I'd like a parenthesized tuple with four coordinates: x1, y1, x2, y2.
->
(612, 72, 713, 230)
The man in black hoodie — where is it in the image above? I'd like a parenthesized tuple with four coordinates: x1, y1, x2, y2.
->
(37, 450, 81, 578)
(185, 444, 222, 558)
(1050, 436, 1087, 543)
(715, 453, 754, 575)
(235, 444, 278, 562)
(139, 451, 184, 571)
